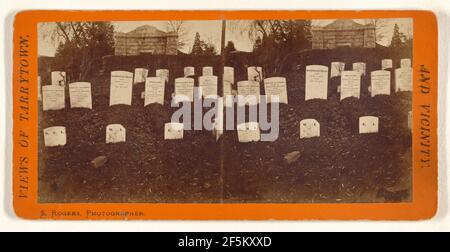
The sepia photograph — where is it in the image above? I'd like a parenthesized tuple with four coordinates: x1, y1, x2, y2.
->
(37, 17, 413, 204)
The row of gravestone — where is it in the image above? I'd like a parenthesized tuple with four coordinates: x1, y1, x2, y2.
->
(43, 112, 413, 147)
(39, 58, 412, 111)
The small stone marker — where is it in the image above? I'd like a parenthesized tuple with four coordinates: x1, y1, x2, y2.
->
(299, 119, 320, 139)
(202, 66, 213, 76)
(305, 65, 328, 100)
(237, 80, 260, 106)
(284, 151, 301, 164)
(247, 66, 263, 82)
(43, 126, 66, 147)
(263, 77, 288, 104)
(340, 71, 361, 100)
(223, 66, 234, 84)
(174, 77, 194, 103)
(110, 71, 133, 106)
(106, 124, 126, 143)
(395, 67, 413, 92)
(134, 68, 148, 84)
(91, 156, 107, 169)
(330, 62, 345, 78)
(353, 62, 366, 76)
(381, 59, 393, 70)
(199, 75, 218, 98)
(42, 85, 65, 111)
(401, 58, 412, 68)
(184, 66, 195, 77)
(164, 122, 184, 140)
(237, 122, 260, 143)
(359, 116, 379, 134)
(69, 82, 92, 109)
(370, 70, 391, 97)
(156, 69, 169, 83)
(408, 111, 412, 130)
(51, 71, 66, 86)
(145, 77, 165, 106)
(38, 76, 42, 102)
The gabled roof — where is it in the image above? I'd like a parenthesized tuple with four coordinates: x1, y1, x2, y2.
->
(115, 25, 176, 37)
(312, 19, 375, 31)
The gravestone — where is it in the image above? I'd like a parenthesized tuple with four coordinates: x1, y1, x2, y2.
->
(395, 67, 413, 92)
(42, 85, 65, 111)
(202, 66, 213, 76)
(174, 77, 194, 103)
(401, 58, 412, 68)
(199, 75, 218, 98)
(156, 69, 169, 83)
(223, 66, 234, 84)
(106, 124, 126, 143)
(263, 77, 288, 104)
(144, 77, 165, 106)
(370, 70, 391, 97)
(237, 122, 260, 143)
(299, 119, 320, 139)
(247, 66, 263, 82)
(134, 68, 148, 84)
(305, 65, 328, 101)
(184, 66, 195, 77)
(237, 80, 260, 106)
(359, 116, 379, 134)
(408, 111, 412, 130)
(38, 76, 42, 101)
(43, 126, 66, 147)
(340, 71, 361, 100)
(381, 59, 393, 70)
(353, 62, 366, 76)
(51, 71, 66, 86)
(164, 122, 184, 140)
(223, 81, 233, 107)
(330, 62, 345, 78)
(110, 71, 133, 106)
(69, 82, 92, 109)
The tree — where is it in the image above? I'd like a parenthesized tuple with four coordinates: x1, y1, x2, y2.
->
(365, 19, 388, 43)
(47, 22, 115, 81)
(166, 21, 187, 51)
(190, 32, 217, 56)
(390, 23, 407, 48)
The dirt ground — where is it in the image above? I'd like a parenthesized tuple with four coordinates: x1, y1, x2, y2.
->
(38, 49, 412, 204)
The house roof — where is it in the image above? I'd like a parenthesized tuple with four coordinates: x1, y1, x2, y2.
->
(313, 19, 375, 31)
(115, 25, 176, 37)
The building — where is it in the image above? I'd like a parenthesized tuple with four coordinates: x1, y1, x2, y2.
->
(311, 19, 376, 49)
(114, 25, 178, 56)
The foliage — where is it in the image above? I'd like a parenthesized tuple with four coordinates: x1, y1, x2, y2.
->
(190, 32, 217, 56)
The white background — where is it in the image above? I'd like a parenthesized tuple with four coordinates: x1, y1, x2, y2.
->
(1, 0, 448, 232)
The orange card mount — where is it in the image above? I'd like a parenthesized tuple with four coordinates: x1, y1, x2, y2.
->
(13, 10, 437, 220)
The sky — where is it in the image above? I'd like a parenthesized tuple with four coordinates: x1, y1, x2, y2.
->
(38, 18, 412, 57)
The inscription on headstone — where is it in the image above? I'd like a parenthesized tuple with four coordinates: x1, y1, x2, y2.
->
(43, 126, 66, 147)
(353, 62, 366, 76)
(381, 59, 393, 70)
(370, 70, 391, 97)
(237, 80, 260, 106)
(42, 85, 65, 111)
(202, 66, 213, 76)
(164, 122, 184, 140)
(305, 65, 328, 101)
(340, 71, 361, 100)
(106, 124, 126, 143)
(300, 119, 320, 139)
(237, 122, 260, 143)
(69, 82, 92, 109)
(395, 67, 413, 92)
(199, 75, 218, 98)
(401, 58, 411, 68)
(264, 77, 288, 104)
(156, 69, 169, 83)
(144, 77, 165, 106)
(110, 71, 133, 106)
(359, 116, 379, 134)
(174, 77, 194, 103)
(223, 66, 234, 84)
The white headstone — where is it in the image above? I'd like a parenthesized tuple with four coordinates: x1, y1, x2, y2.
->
(174, 77, 194, 103)
(223, 81, 233, 107)
(164, 122, 184, 140)
(263, 77, 288, 104)
(359, 116, 379, 134)
(370, 70, 391, 97)
(237, 80, 260, 106)
(106, 124, 126, 143)
(299, 119, 320, 139)
(110, 71, 133, 106)
(305, 65, 328, 101)
(202, 66, 213, 76)
(156, 69, 169, 83)
(237, 122, 260, 143)
(340, 71, 361, 100)
(133, 68, 148, 84)
(381, 59, 393, 70)
(199, 75, 218, 98)
(51, 71, 66, 86)
(69, 82, 92, 109)
(401, 58, 412, 68)
(43, 126, 66, 147)
(247, 66, 263, 82)
(42, 85, 65, 111)
(353, 62, 366, 76)
(144, 77, 165, 106)
(330, 62, 345, 78)
(223, 66, 234, 84)
(184, 66, 195, 77)
(395, 67, 413, 92)
(38, 76, 42, 102)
